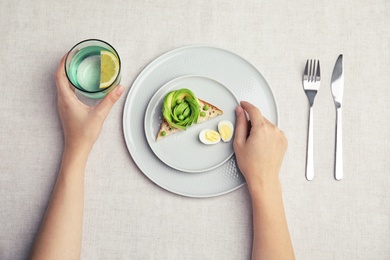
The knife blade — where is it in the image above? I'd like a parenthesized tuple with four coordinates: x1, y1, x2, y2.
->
(331, 54, 344, 180)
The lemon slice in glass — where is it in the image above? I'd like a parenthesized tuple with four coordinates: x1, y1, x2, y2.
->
(99, 50, 119, 89)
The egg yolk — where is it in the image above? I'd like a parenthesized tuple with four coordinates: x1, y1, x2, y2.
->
(206, 130, 220, 142)
(219, 125, 232, 140)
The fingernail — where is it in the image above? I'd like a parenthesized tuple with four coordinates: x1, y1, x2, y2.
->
(116, 85, 124, 95)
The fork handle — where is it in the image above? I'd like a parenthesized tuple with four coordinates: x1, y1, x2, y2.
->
(334, 107, 343, 180)
(306, 106, 314, 181)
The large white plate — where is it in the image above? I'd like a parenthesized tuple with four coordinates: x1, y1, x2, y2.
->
(123, 46, 278, 198)
(144, 75, 239, 173)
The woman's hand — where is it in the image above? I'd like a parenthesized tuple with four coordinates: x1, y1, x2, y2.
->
(30, 53, 126, 260)
(234, 101, 294, 260)
(233, 101, 288, 192)
(55, 54, 125, 154)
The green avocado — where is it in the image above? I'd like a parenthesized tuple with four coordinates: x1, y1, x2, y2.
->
(162, 88, 200, 130)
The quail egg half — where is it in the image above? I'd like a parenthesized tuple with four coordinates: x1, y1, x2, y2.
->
(198, 120, 234, 145)
(199, 129, 221, 145)
(218, 120, 234, 142)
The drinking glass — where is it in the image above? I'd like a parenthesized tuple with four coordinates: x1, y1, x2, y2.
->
(65, 39, 121, 99)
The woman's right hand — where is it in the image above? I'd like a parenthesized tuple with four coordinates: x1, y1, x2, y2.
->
(233, 101, 288, 193)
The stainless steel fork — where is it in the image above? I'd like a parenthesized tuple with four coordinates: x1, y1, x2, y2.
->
(302, 60, 320, 181)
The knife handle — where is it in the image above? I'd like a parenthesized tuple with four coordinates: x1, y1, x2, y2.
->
(306, 106, 314, 181)
(335, 108, 343, 180)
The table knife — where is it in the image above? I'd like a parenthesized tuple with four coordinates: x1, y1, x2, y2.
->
(330, 54, 344, 180)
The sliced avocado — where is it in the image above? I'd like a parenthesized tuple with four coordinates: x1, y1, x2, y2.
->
(162, 88, 200, 130)
(164, 91, 175, 108)
(162, 91, 175, 123)
(173, 88, 195, 100)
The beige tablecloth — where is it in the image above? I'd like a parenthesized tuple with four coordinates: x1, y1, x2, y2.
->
(1, 0, 389, 259)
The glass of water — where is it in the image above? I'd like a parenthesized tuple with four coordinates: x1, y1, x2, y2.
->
(65, 39, 121, 99)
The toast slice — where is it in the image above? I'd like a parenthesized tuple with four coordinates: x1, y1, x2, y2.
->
(156, 99, 223, 141)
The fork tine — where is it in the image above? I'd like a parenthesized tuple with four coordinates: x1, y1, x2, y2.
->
(311, 60, 315, 81)
(303, 60, 309, 80)
(308, 59, 319, 82)
(302, 59, 321, 85)
(316, 60, 321, 81)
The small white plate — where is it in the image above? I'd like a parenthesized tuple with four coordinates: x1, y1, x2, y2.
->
(144, 76, 239, 173)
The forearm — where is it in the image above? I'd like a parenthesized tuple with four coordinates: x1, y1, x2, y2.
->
(30, 146, 89, 260)
(249, 181, 295, 260)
